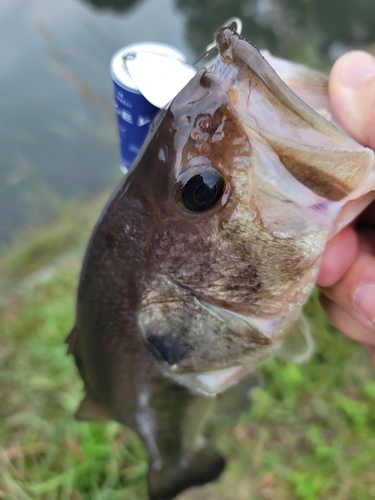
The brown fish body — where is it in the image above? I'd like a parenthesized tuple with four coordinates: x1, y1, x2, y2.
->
(68, 28, 375, 499)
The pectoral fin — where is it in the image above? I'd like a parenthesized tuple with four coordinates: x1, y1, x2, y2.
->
(214, 371, 262, 421)
(65, 326, 86, 385)
(65, 327, 78, 356)
(277, 314, 314, 363)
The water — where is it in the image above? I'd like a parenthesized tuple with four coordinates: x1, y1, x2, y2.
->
(2, 0, 375, 243)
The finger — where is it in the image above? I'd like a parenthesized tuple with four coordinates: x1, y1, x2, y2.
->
(317, 225, 358, 287)
(320, 250, 375, 331)
(329, 51, 375, 150)
(320, 295, 375, 347)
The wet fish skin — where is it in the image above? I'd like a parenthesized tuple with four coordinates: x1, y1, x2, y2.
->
(68, 102, 260, 497)
(68, 27, 375, 499)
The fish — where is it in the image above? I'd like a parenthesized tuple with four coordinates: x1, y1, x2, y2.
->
(67, 26, 375, 500)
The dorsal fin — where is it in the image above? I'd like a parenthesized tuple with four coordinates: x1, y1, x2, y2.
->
(65, 327, 85, 381)
(65, 327, 78, 355)
(75, 395, 109, 421)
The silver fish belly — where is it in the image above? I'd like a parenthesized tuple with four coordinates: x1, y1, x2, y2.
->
(67, 27, 375, 500)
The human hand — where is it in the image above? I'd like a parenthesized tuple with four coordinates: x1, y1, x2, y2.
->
(317, 51, 375, 367)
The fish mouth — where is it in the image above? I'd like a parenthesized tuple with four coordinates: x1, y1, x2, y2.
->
(156, 299, 286, 394)
(158, 297, 279, 395)
(140, 294, 281, 393)
(195, 296, 283, 341)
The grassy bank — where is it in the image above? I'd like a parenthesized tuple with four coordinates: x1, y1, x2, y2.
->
(1, 198, 374, 500)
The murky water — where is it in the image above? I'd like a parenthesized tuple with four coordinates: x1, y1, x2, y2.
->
(2, 0, 375, 242)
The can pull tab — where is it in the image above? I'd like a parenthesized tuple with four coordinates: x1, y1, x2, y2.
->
(124, 52, 196, 108)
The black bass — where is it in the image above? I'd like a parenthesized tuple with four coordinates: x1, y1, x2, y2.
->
(67, 27, 375, 500)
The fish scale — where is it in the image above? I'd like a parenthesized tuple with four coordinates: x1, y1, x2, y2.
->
(68, 26, 375, 500)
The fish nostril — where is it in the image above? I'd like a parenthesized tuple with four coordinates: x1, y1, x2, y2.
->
(146, 334, 189, 366)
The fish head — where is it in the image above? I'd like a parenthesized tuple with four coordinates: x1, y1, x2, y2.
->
(132, 28, 375, 387)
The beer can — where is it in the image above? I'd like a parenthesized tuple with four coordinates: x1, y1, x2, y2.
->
(110, 42, 195, 173)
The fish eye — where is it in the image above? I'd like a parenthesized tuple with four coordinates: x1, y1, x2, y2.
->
(176, 170, 225, 212)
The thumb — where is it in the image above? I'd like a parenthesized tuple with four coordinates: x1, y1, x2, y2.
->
(329, 51, 375, 151)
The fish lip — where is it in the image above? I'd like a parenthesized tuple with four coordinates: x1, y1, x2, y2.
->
(163, 274, 253, 316)
(164, 273, 259, 317)
(215, 27, 241, 61)
(194, 291, 255, 317)
(194, 295, 285, 343)
(195, 295, 257, 329)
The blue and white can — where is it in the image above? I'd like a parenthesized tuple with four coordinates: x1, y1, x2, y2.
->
(110, 42, 196, 173)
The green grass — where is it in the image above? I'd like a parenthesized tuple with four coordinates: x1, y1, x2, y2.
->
(1, 206, 375, 500)
(0, 192, 110, 291)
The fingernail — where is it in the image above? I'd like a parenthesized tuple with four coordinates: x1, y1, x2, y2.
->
(353, 283, 375, 326)
(340, 52, 375, 88)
